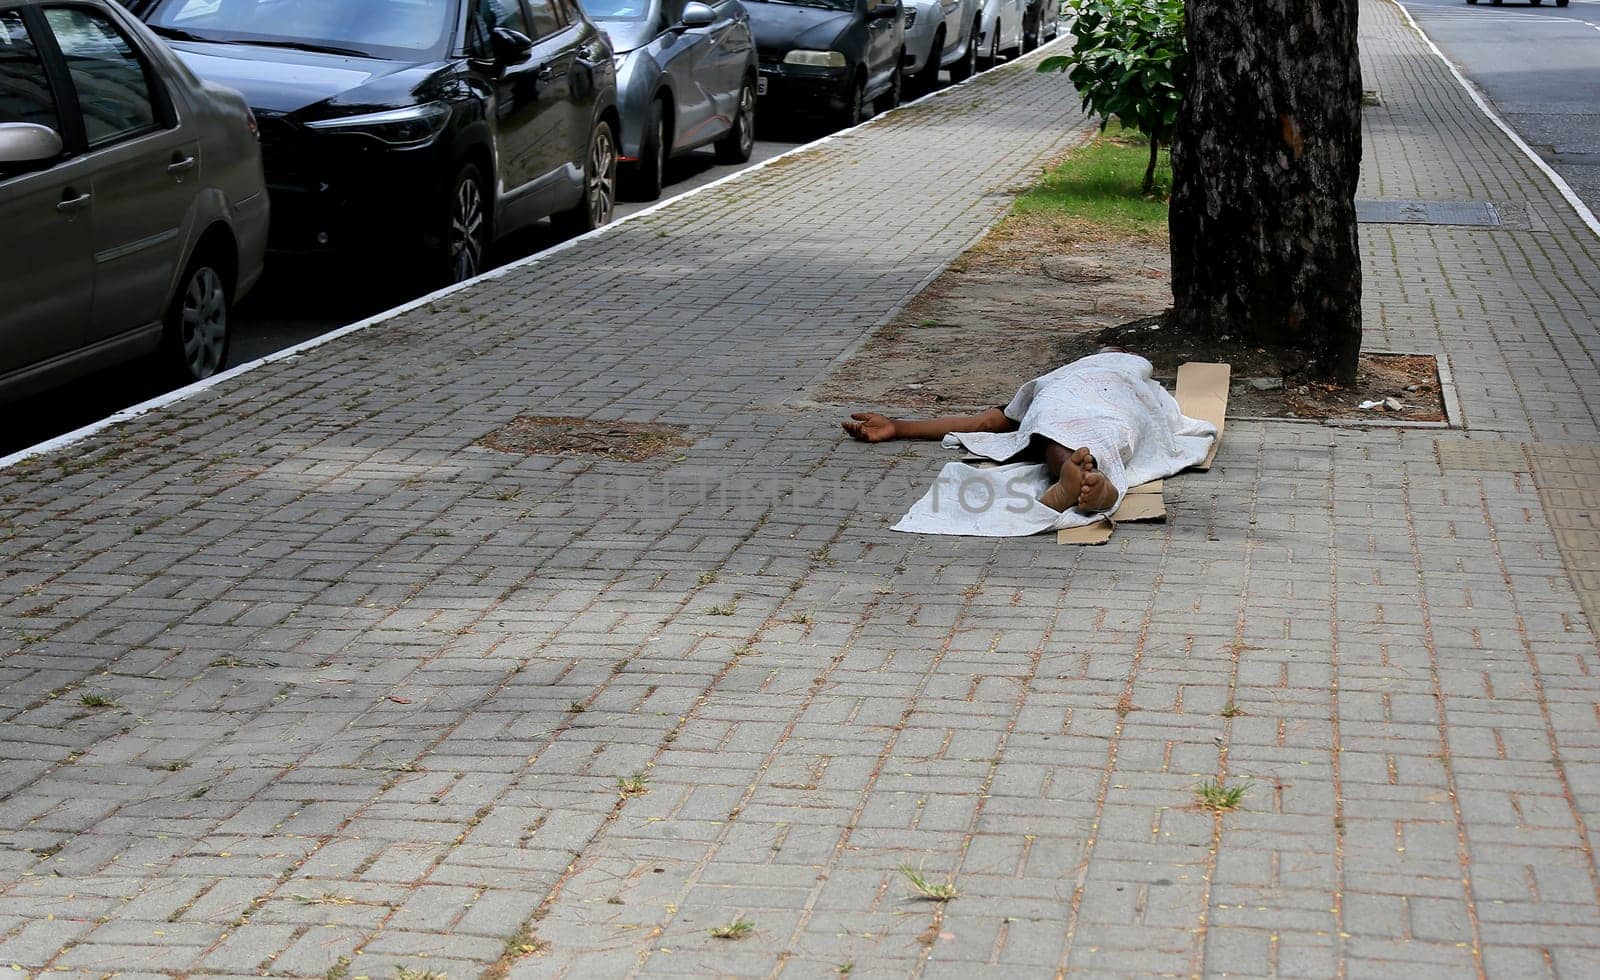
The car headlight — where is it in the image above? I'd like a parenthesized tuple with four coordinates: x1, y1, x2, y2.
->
(304, 101, 451, 147)
(783, 50, 847, 68)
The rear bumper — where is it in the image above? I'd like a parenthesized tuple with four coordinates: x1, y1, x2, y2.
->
(232, 188, 270, 302)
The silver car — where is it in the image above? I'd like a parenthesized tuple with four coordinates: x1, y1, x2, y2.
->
(581, 0, 758, 200)
(0, 0, 266, 404)
(901, 0, 978, 92)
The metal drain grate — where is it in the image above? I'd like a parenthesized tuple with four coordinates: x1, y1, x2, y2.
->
(1356, 198, 1502, 227)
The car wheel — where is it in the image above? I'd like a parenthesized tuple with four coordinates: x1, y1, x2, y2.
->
(1556, 0, 1569, 6)
(163, 256, 229, 383)
(446, 163, 489, 284)
(624, 100, 666, 202)
(949, 21, 979, 82)
(875, 59, 902, 114)
(1023, 12, 1038, 53)
(715, 76, 757, 163)
(554, 118, 618, 236)
(839, 75, 865, 129)
(914, 30, 943, 94)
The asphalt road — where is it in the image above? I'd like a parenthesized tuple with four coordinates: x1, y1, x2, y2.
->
(1400, 0, 1600, 216)
(0, 135, 793, 457)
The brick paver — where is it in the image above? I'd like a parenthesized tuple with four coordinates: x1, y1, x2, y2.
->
(2, 1, 1600, 976)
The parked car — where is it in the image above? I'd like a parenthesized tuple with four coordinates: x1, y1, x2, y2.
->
(579, 0, 758, 200)
(900, 0, 979, 92)
(0, 0, 267, 404)
(975, 0, 1023, 68)
(129, 0, 621, 285)
(1022, 0, 1057, 53)
(745, 0, 904, 129)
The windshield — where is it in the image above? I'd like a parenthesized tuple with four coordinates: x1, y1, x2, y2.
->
(578, 0, 652, 20)
(145, 0, 457, 61)
(747, 0, 854, 11)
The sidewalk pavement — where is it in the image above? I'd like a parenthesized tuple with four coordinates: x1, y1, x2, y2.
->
(1, 0, 1599, 975)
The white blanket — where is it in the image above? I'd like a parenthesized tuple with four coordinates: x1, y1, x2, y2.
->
(892, 353, 1217, 537)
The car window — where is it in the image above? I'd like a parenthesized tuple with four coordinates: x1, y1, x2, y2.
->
(43, 6, 159, 149)
(525, 0, 563, 37)
(0, 11, 59, 131)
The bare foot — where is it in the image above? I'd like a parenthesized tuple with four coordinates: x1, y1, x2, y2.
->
(1070, 446, 1096, 474)
(842, 412, 896, 442)
(1078, 471, 1118, 513)
(1039, 449, 1087, 511)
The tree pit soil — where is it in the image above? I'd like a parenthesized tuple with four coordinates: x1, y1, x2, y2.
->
(479, 416, 691, 461)
(811, 213, 1446, 425)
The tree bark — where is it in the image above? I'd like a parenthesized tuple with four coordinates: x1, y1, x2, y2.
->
(1144, 137, 1160, 196)
(1169, 0, 1363, 382)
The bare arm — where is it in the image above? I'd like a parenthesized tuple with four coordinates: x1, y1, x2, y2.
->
(842, 407, 1017, 443)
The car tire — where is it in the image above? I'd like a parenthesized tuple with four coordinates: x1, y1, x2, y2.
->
(875, 59, 902, 114)
(162, 252, 230, 384)
(715, 75, 757, 163)
(1556, 0, 1568, 6)
(624, 100, 666, 202)
(913, 30, 943, 94)
(839, 75, 866, 129)
(949, 21, 979, 82)
(553, 118, 618, 237)
(444, 163, 489, 285)
(1023, 11, 1038, 53)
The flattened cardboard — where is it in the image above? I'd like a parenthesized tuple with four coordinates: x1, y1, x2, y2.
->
(1111, 492, 1166, 522)
(1175, 362, 1230, 471)
(1056, 519, 1114, 546)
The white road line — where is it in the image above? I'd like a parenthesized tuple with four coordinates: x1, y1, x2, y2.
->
(0, 40, 1067, 473)
(1394, 0, 1600, 240)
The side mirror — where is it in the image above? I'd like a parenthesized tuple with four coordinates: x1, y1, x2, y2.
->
(490, 26, 535, 62)
(0, 122, 63, 169)
(868, 1, 899, 19)
(678, 2, 716, 29)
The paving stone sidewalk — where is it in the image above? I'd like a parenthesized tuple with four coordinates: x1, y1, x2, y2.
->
(2, 0, 1600, 976)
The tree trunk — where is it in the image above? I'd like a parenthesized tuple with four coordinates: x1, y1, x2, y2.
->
(1168, 0, 1363, 382)
(1144, 137, 1160, 196)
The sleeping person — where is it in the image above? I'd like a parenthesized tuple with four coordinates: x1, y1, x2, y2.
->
(841, 350, 1217, 536)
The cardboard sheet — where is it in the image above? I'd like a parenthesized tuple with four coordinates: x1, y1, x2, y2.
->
(1176, 362, 1230, 471)
(1057, 362, 1229, 545)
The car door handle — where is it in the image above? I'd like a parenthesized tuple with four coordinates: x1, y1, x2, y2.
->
(167, 155, 197, 175)
(56, 191, 92, 214)
(537, 63, 554, 80)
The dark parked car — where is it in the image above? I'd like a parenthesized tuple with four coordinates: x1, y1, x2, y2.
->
(1022, 0, 1057, 53)
(130, 0, 622, 284)
(0, 0, 267, 403)
(579, 0, 758, 200)
(745, 0, 903, 129)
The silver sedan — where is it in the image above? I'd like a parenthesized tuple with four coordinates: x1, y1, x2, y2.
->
(582, 0, 759, 200)
(0, 0, 267, 403)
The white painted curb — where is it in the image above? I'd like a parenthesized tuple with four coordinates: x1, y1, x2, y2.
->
(0, 42, 1059, 473)
(1393, 0, 1600, 240)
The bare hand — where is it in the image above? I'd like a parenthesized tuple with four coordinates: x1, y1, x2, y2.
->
(842, 412, 897, 443)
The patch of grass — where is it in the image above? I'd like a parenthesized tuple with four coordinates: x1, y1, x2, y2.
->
(1010, 125, 1172, 238)
(1219, 703, 1245, 718)
(325, 957, 351, 980)
(78, 693, 115, 708)
(568, 701, 586, 714)
(617, 773, 649, 799)
(697, 571, 718, 586)
(899, 865, 958, 902)
(709, 916, 755, 940)
(1194, 778, 1250, 812)
(790, 610, 812, 625)
(837, 962, 854, 975)
(394, 969, 447, 980)
(292, 892, 355, 906)
(504, 923, 548, 958)
(706, 602, 736, 616)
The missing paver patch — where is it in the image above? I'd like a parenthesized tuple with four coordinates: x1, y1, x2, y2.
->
(477, 416, 690, 461)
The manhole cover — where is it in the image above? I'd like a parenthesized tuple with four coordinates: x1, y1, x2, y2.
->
(1356, 198, 1501, 227)
(478, 416, 690, 461)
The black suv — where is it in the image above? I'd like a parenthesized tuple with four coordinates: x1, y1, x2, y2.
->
(131, 0, 620, 283)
